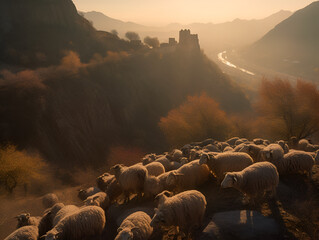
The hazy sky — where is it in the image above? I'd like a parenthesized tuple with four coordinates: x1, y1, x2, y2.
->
(73, 0, 316, 26)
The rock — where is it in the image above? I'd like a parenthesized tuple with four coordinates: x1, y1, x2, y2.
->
(200, 210, 281, 240)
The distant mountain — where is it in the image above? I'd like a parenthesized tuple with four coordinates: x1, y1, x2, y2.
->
(82, 10, 292, 54)
(243, 1, 319, 80)
(0, 0, 133, 67)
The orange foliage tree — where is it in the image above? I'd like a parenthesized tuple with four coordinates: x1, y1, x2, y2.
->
(256, 78, 319, 140)
(159, 93, 233, 147)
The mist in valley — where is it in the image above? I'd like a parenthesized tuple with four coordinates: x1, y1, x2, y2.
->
(0, 0, 319, 240)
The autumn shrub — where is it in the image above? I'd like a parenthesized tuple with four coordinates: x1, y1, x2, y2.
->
(255, 78, 319, 140)
(159, 93, 233, 147)
(0, 145, 47, 195)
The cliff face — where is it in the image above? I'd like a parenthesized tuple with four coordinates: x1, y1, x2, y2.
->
(0, 0, 132, 67)
(0, 0, 86, 33)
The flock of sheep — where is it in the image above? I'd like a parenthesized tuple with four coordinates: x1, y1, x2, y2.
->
(5, 136, 319, 240)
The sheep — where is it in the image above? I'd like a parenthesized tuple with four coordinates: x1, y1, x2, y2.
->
(96, 172, 115, 191)
(218, 142, 230, 151)
(142, 153, 157, 164)
(221, 162, 279, 204)
(259, 144, 284, 163)
(106, 177, 123, 203)
(253, 138, 264, 145)
(38, 203, 65, 237)
(144, 172, 174, 198)
(110, 164, 148, 202)
(151, 190, 206, 237)
(202, 144, 220, 153)
(144, 161, 165, 176)
(199, 152, 253, 182)
(288, 136, 298, 149)
(4, 225, 38, 240)
(246, 144, 265, 162)
(15, 213, 41, 228)
(276, 140, 289, 154)
(78, 187, 101, 201)
(189, 148, 203, 161)
(53, 205, 79, 227)
(145, 156, 171, 171)
(223, 146, 234, 152)
(166, 149, 183, 162)
(298, 139, 319, 152)
(115, 211, 153, 240)
(274, 151, 315, 178)
(181, 144, 192, 157)
(42, 193, 59, 209)
(84, 192, 110, 210)
(226, 137, 240, 146)
(166, 160, 210, 192)
(44, 206, 105, 240)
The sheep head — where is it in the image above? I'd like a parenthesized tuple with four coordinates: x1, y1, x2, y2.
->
(154, 190, 173, 206)
(44, 229, 61, 240)
(166, 172, 183, 186)
(150, 208, 166, 228)
(115, 227, 134, 240)
(16, 213, 30, 227)
(199, 153, 209, 165)
(221, 173, 237, 188)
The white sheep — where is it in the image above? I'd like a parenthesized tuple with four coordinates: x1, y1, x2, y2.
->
(44, 206, 105, 240)
(202, 144, 221, 153)
(96, 172, 115, 191)
(144, 161, 165, 176)
(150, 156, 171, 171)
(166, 160, 210, 192)
(166, 149, 183, 162)
(15, 213, 41, 228)
(221, 162, 279, 204)
(84, 192, 110, 210)
(144, 172, 174, 198)
(106, 177, 123, 203)
(151, 190, 207, 237)
(52, 205, 79, 227)
(110, 164, 148, 202)
(253, 138, 264, 145)
(78, 186, 101, 201)
(42, 193, 59, 209)
(275, 151, 315, 178)
(223, 146, 234, 152)
(276, 140, 289, 154)
(199, 152, 253, 182)
(298, 139, 319, 152)
(259, 144, 284, 163)
(226, 137, 240, 146)
(5, 225, 38, 240)
(115, 211, 153, 240)
(38, 203, 65, 237)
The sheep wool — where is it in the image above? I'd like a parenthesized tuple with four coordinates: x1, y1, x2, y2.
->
(111, 164, 148, 202)
(199, 152, 253, 182)
(276, 151, 314, 177)
(221, 162, 279, 203)
(115, 211, 153, 240)
(144, 161, 165, 177)
(45, 206, 105, 240)
(151, 190, 206, 235)
(166, 160, 210, 192)
(5, 225, 38, 240)
(16, 213, 41, 228)
(42, 193, 59, 209)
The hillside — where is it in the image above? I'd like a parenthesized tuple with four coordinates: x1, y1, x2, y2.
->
(242, 1, 319, 81)
(0, 0, 134, 68)
(0, 1, 250, 168)
(82, 10, 292, 54)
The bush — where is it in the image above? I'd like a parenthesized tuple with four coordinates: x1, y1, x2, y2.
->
(255, 78, 319, 140)
(159, 93, 233, 147)
(0, 145, 47, 194)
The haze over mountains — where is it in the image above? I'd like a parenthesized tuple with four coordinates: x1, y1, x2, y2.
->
(82, 10, 292, 55)
(243, 1, 319, 81)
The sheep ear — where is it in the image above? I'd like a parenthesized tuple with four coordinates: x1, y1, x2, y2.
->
(93, 196, 99, 201)
(233, 176, 237, 182)
(117, 227, 123, 233)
